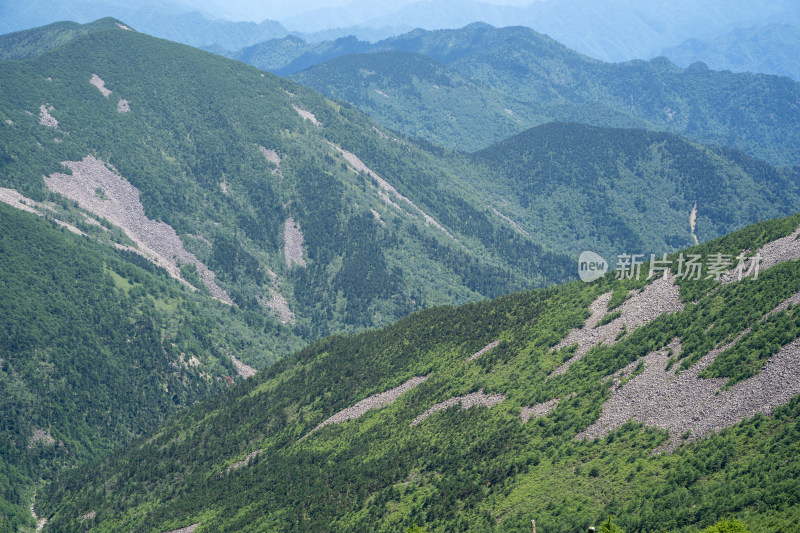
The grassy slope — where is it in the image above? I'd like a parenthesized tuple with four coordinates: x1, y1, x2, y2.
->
(38, 212, 800, 532)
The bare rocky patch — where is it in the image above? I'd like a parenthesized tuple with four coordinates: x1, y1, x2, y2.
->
(38, 104, 57, 128)
(491, 207, 529, 236)
(520, 398, 560, 422)
(467, 340, 501, 361)
(45, 156, 233, 304)
(79, 511, 97, 521)
(0, 187, 48, 217)
(89, 74, 111, 97)
(163, 524, 199, 533)
(579, 326, 800, 451)
(293, 105, 319, 125)
(690, 201, 699, 245)
(259, 146, 282, 176)
(117, 99, 130, 113)
(5, 119, 12, 125)
(29, 428, 56, 448)
(374, 89, 390, 99)
(258, 269, 295, 324)
(231, 355, 257, 379)
(0, 187, 85, 235)
(226, 450, 261, 473)
(116, 23, 133, 31)
(304, 376, 430, 439)
(550, 273, 684, 376)
(30, 499, 47, 532)
(766, 290, 800, 319)
(333, 144, 454, 240)
(370, 208, 385, 226)
(722, 225, 800, 284)
(283, 217, 307, 267)
(411, 390, 505, 427)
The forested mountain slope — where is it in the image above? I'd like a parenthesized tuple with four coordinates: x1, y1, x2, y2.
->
(37, 212, 800, 532)
(0, 201, 297, 532)
(0, 18, 119, 61)
(470, 122, 800, 260)
(3, 20, 800, 532)
(285, 24, 800, 164)
(0, 18, 576, 345)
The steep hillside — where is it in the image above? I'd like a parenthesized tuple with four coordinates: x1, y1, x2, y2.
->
(0, 18, 121, 61)
(290, 51, 655, 153)
(37, 212, 800, 532)
(0, 19, 576, 345)
(0, 202, 298, 531)
(284, 24, 800, 164)
(471, 122, 800, 260)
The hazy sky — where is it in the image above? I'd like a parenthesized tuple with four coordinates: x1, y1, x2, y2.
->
(187, 0, 538, 22)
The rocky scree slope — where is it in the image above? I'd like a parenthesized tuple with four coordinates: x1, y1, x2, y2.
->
(38, 212, 800, 532)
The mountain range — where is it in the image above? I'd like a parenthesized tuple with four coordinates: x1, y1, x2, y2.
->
(662, 23, 800, 81)
(278, 23, 800, 165)
(2, 14, 800, 533)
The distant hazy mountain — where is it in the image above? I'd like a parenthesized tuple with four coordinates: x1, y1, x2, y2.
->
(279, 0, 800, 62)
(286, 24, 800, 166)
(662, 23, 800, 81)
(0, 0, 290, 50)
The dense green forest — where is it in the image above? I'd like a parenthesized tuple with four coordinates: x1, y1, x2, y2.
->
(0, 18, 580, 344)
(470, 122, 800, 260)
(285, 24, 800, 164)
(36, 212, 800, 532)
(0, 202, 300, 530)
(2, 18, 800, 532)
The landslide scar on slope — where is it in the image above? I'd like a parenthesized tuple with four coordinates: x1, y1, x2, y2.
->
(283, 217, 307, 268)
(721, 224, 800, 284)
(332, 144, 454, 240)
(45, 156, 233, 304)
(410, 390, 505, 427)
(301, 375, 430, 440)
(550, 273, 684, 377)
(579, 330, 800, 452)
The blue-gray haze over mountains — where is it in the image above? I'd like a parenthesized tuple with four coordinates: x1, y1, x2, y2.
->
(2, 0, 799, 75)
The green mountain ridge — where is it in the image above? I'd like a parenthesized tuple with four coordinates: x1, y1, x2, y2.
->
(36, 211, 800, 532)
(279, 24, 800, 164)
(0, 19, 579, 343)
(0, 18, 122, 61)
(0, 201, 297, 531)
(470, 122, 800, 260)
(2, 19, 800, 532)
